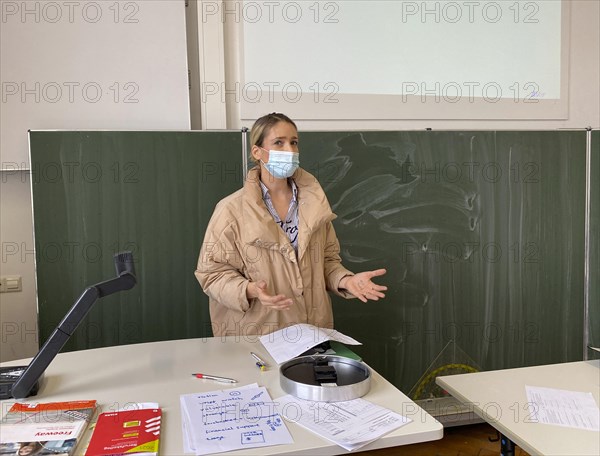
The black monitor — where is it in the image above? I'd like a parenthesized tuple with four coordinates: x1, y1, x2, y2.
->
(0, 252, 137, 399)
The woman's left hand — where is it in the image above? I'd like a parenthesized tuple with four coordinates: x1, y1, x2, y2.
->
(339, 269, 387, 303)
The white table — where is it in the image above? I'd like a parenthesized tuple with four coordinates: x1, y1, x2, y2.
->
(437, 360, 600, 456)
(1, 337, 442, 455)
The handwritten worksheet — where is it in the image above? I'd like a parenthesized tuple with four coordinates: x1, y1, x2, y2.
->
(180, 385, 293, 455)
(259, 324, 361, 364)
(276, 394, 411, 451)
(525, 385, 600, 431)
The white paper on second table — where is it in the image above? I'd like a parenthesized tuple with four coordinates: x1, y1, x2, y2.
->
(525, 385, 600, 431)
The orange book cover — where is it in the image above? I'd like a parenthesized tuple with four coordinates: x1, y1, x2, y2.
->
(0, 400, 97, 456)
(85, 408, 161, 455)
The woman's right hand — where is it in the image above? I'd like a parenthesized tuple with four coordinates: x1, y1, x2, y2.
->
(247, 280, 293, 310)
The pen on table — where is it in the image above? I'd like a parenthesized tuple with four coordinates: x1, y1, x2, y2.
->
(250, 352, 268, 370)
(192, 373, 238, 383)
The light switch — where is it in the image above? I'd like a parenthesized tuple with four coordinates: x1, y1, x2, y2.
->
(0, 276, 22, 293)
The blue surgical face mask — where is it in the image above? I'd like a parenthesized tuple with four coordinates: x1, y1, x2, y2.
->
(260, 149, 300, 179)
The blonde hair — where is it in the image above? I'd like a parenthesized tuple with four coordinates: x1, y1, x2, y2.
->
(249, 113, 297, 163)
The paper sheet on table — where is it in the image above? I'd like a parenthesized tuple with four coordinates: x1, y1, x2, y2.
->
(180, 384, 293, 455)
(276, 394, 411, 451)
(525, 385, 600, 431)
(118, 402, 159, 411)
(259, 324, 361, 364)
(182, 383, 259, 453)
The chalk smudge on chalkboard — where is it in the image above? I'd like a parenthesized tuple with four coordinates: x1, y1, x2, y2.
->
(332, 174, 416, 224)
(317, 133, 482, 318)
(318, 155, 352, 191)
(324, 135, 480, 250)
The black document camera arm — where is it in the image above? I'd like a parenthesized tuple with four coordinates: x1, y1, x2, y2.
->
(10, 252, 137, 399)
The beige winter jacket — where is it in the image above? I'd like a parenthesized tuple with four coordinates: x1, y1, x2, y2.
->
(195, 166, 355, 336)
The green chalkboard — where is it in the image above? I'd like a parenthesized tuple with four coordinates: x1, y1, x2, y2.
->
(30, 129, 591, 393)
(590, 130, 600, 352)
(30, 131, 242, 352)
(299, 130, 587, 393)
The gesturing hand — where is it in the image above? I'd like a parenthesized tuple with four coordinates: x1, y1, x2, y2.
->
(339, 269, 387, 303)
(247, 280, 293, 310)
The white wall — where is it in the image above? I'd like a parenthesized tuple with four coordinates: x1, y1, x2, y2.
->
(0, 0, 190, 362)
(210, 0, 600, 130)
(0, 171, 38, 361)
(1, 0, 599, 362)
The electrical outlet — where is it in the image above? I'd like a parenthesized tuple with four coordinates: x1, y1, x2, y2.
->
(0, 276, 22, 293)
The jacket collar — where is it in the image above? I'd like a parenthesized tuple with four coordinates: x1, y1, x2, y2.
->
(242, 167, 336, 256)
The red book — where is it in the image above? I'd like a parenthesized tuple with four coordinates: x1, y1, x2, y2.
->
(85, 407, 161, 455)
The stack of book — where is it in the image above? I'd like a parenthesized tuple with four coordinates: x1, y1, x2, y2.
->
(0, 401, 162, 456)
(0, 400, 97, 456)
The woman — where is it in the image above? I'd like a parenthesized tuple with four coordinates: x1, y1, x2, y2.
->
(195, 113, 387, 336)
(16, 443, 43, 456)
(15, 442, 70, 456)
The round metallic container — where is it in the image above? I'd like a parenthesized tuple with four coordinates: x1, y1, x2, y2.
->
(279, 355, 371, 402)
